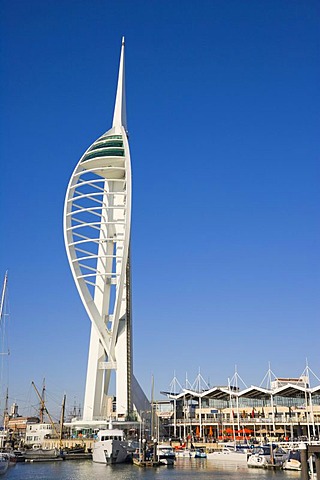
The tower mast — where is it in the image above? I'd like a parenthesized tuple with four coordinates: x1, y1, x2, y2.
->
(64, 38, 133, 420)
(64, 38, 151, 422)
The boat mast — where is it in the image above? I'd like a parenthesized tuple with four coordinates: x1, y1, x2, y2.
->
(0, 271, 10, 356)
(3, 387, 9, 429)
(151, 375, 155, 439)
(39, 378, 46, 423)
(32, 381, 59, 438)
(228, 378, 236, 443)
(59, 394, 66, 449)
(0, 272, 8, 322)
(0, 272, 10, 431)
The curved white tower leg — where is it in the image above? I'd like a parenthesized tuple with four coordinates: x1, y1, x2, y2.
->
(64, 38, 133, 420)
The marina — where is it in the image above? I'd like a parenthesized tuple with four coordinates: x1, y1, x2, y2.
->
(1, 2, 319, 479)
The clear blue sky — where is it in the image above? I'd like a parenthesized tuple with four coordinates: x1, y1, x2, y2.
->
(1, 0, 319, 419)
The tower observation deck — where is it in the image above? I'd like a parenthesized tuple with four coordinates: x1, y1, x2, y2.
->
(64, 38, 148, 421)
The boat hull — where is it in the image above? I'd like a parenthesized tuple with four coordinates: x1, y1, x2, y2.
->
(282, 457, 301, 471)
(248, 453, 288, 468)
(92, 439, 130, 464)
(24, 448, 61, 460)
(207, 450, 248, 464)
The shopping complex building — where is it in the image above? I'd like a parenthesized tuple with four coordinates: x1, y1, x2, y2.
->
(158, 373, 320, 442)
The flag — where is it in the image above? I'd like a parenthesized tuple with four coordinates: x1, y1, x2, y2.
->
(251, 408, 255, 418)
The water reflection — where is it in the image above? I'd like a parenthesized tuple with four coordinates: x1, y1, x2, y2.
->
(8, 459, 302, 480)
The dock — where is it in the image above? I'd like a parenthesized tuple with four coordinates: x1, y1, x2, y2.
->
(64, 452, 92, 461)
(133, 457, 162, 467)
(300, 443, 320, 480)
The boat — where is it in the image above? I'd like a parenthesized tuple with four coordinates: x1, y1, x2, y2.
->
(282, 450, 301, 471)
(247, 444, 288, 468)
(175, 447, 207, 459)
(175, 447, 192, 458)
(194, 448, 207, 458)
(157, 445, 176, 465)
(207, 445, 250, 464)
(24, 447, 62, 461)
(133, 457, 162, 467)
(92, 428, 131, 464)
(0, 454, 9, 475)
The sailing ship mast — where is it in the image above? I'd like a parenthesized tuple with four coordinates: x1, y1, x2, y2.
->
(32, 381, 59, 439)
(59, 394, 66, 449)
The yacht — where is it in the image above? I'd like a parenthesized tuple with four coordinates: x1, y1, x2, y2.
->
(207, 445, 250, 464)
(157, 445, 176, 464)
(247, 444, 288, 468)
(282, 450, 301, 471)
(92, 428, 131, 464)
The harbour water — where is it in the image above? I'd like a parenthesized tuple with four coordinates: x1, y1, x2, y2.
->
(7, 459, 301, 480)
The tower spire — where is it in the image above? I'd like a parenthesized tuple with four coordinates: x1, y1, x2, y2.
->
(112, 37, 127, 131)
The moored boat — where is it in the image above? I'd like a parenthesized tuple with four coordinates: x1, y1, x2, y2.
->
(133, 457, 162, 467)
(207, 445, 250, 464)
(92, 428, 131, 464)
(282, 449, 301, 471)
(24, 447, 61, 461)
(175, 447, 206, 458)
(157, 445, 175, 464)
(194, 448, 207, 458)
(175, 448, 192, 458)
(247, 444, 288, 468)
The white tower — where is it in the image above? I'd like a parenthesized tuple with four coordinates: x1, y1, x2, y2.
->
(64, 38, 135, 420)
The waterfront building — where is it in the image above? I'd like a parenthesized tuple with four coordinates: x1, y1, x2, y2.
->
(161, 373, 320, 442)
(25, 422, 59, 446)
(64, 39, 148, 422)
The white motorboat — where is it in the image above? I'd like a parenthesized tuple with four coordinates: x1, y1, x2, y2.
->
(157, 445, 176, 465)
(0, 454, 9, 475)
(175, 448, 205, 458)
(175, 448, 192, 458)
(92, 428, 130, 464)
(193, 448, 207, 458)
(247, 444, 288, 468)
(207, 445, 250, 464)
(282, 450, 301, 471)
